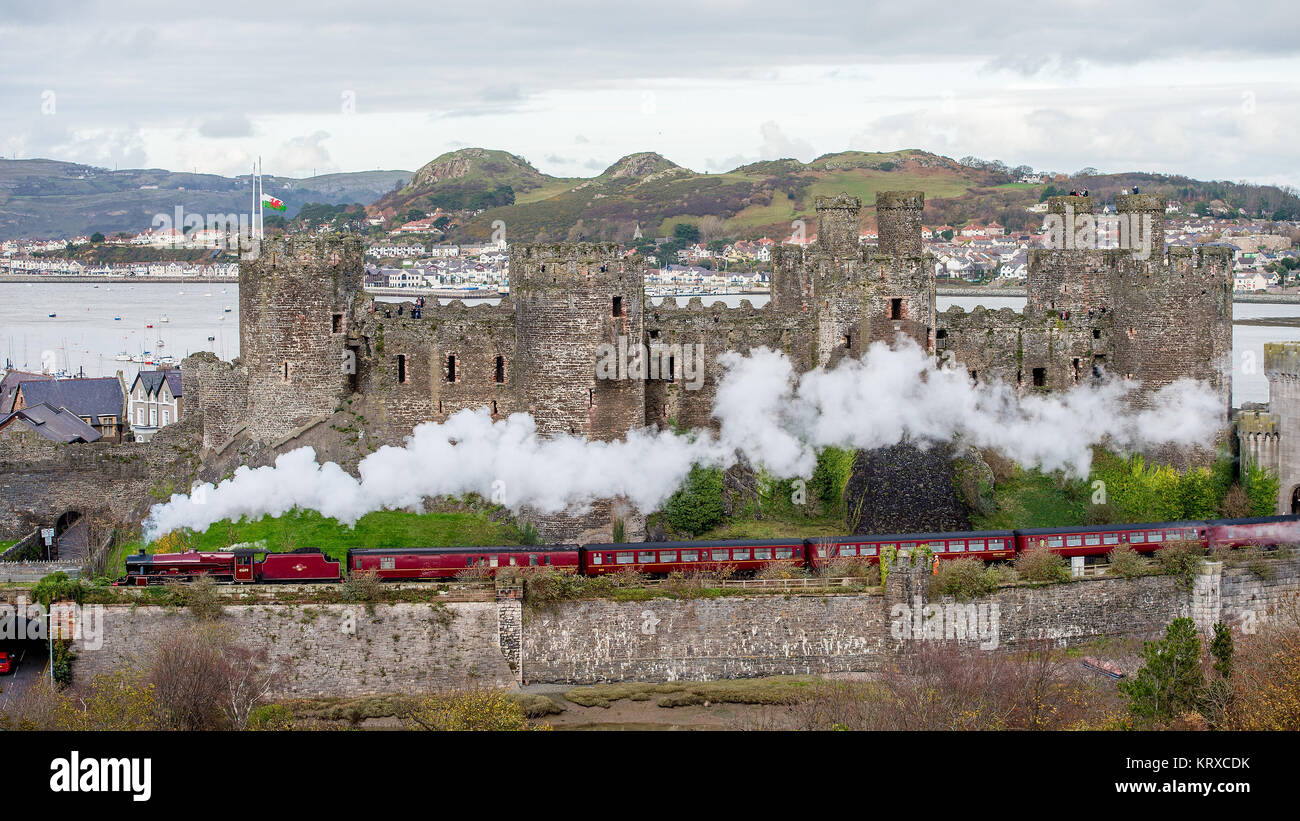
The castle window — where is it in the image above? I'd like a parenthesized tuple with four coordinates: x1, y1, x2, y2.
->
(1072, 358, 1081, 383)
(446, 354, 456, 382)
(397, 354, 407, 384)
(890, 298, 903, 320)
(282, 361, 291, 382)
(494, 355, 505, 383)
(612, 296, 623, 317)
(1032, 367, 1046, 388)
(1093, 328, 1101, 339)
(649, 329, 659, 340)
(969, 370, 978, 382)
(668, 355, 676, 382)
(332, 313, 343, 334)
(588, 388, 594, 407)
(842, 333, 852, 349)
(492, 400, 498, 415)
(936, 328, 947, 339)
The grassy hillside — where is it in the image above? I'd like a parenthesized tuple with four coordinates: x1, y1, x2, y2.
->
(0, 159, 411, 240)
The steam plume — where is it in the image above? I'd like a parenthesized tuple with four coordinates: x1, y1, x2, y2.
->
(143, 337, 1223, 540)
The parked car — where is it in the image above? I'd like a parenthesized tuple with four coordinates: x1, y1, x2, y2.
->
(0, 650, 16, 675)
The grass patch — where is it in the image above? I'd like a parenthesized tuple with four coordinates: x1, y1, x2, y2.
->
(116, 508, 519, 572)
(564, 676, 817, 709)
(972, 466, 1089, 530)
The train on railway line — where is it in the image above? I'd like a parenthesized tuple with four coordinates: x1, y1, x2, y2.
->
(114, 514, 1300, 586)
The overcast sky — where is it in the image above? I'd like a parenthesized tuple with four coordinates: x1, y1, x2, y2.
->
(2, 1, 1297, 187)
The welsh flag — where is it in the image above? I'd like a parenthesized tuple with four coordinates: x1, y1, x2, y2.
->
(261, 194, 286, 211)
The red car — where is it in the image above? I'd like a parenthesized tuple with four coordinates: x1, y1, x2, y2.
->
(0, 650, 16, 675)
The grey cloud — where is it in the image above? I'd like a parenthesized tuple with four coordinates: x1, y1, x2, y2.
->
(198, 113, 253, 138)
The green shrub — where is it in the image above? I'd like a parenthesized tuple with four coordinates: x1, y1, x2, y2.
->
(1014, 545, 1071, 583)
(33, 572, 87, 607)
(1119, 617, 1204, 727)
(933, 558, 999, 600)
(1107, 543, 1154, 579)
(1154, 541, 1206, 591)
(664, 466, 726, 536)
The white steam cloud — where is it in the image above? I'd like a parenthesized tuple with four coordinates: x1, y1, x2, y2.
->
(143, 337, 1224, 541)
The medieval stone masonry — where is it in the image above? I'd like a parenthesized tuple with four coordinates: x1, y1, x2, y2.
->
(0, 190, 1239, 540)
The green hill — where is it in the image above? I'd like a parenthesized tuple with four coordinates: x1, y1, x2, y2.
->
(0, 159, 412, 240)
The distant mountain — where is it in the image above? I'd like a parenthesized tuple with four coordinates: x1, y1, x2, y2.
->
(0, 159, 412, 240)
(8, 147, 1299, 244)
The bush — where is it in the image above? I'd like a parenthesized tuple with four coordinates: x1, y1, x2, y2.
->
(1219, 484, 1252, 518)
(664, 466, 726, 536)
(933, 558, 999, 600)
(1107, 543, 1154, 579)
(1243, 462, 1281, 516)
(1154, 541, 1206, 591)
(185, 575, 223, 621)
(402, 688, 542, 731)
(341, 570, 383, 602)
(1014, 545, 1071, 583)
(32, 572, 87, 607)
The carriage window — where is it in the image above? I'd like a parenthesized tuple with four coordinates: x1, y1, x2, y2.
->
(949, 541, 966, 553)
(775, 547, 792, 559)
(659, 551, 677, 563)
(733, 549, 751, 561)
(591, 553, 602, 565)
(817, 545, 829, 558)
(900, 542, 916, 551)
(1185, 529, 1198, 540)
(1047, 537, 1064, 548)
(1066, 536, 1082, 547)
(466, 557, 475, 567)
(879, 543, 896, 552)
(1084, 535, 1100, 546)
(681, 551, 699, 562)
(986, 540, 1003, 550)
(355, 557, 363, 569)
(508, 555, 518, 566)
(839, 545, 857, 557)
(933, 542, 947, 553)
(1148, 532, 1163, 543)
(638, 551, 656, 563)
(1131, 532, 1146, 543)
(863, 546, 878, 556)
(1165, 531, 1181, 541)
(528, 554, 538, 566)
(967, 540, 984, 551)
(711, 549, 730, 561)
(380, 557, 395, 570)
(489, 556, 499, 568)
(544, 555, 552, 565)
(754, 548, 772, 561)
(1103, 534, 1119, 545)
(616, 552, 634, 564)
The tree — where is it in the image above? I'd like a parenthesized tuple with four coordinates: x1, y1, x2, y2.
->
(90, 232, 105, 244)
(402, 688, 538, 731)
(673, 222, 700, 243)
(664, 466, 726, 536)
(1119, 617, 1205, 726)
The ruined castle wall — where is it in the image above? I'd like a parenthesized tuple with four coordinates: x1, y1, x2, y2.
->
(643, 298, 801, 430)
(353, 297, 517, 445)
(182, 352, 248, 453)
(1265, 344, 1300, 513)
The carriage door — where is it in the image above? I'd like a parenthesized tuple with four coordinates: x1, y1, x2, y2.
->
(234, 555, 254, 583)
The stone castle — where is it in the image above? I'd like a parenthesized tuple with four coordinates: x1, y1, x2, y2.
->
(0, 190, 1249, 543)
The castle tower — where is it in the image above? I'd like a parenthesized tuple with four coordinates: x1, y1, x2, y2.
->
(1107, 193, 1232, 418)
(815, 194, 863, 259)
(1026, 195, 1113, 319)
(239, 235, 362, 442)
(1115, 193, 1166, 260)
(876, 190, 924, 258)
(1262, 343, 1300, 513)
(510, 242, 647, 542)
(859, 190, 934, 355)
(510, 242, 645, 439)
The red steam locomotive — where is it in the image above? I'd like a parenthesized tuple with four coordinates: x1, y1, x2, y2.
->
(116, 514, 1300, 586)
